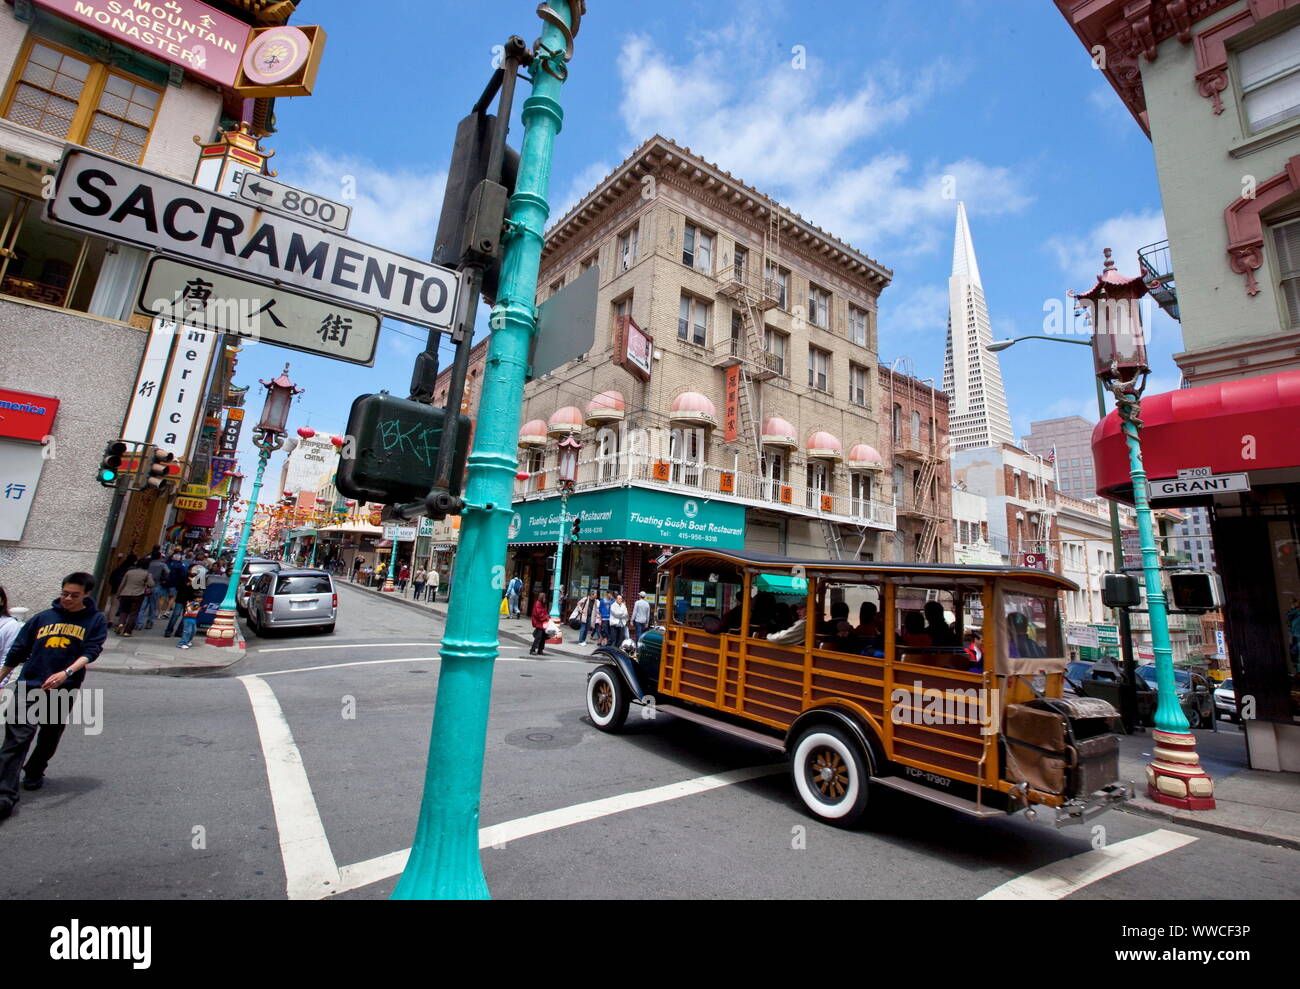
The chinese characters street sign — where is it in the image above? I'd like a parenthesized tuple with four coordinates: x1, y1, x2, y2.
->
(138, 255, 380, 366)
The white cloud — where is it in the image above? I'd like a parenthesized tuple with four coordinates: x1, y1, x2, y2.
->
(278, 151, 448, 261)
(613, 31, 1030, 258)
(1045, 209, 1167, 288)
(882, 283, 948, 337)
(550, 159, 615, 229)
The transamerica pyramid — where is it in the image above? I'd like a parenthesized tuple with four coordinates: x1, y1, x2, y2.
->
(942, 202, 1014, 451)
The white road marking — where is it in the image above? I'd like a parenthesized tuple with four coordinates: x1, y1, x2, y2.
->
(977, 828, 1198, 900)
(255, 655, 586, 677)
(255, 642, 436, 653)
(238, 676, 340, 900)
(333, 763, 786, 897)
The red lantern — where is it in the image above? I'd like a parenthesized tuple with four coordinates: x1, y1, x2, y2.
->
(297, 426, 316, 439)
(330, 435, 345, 448)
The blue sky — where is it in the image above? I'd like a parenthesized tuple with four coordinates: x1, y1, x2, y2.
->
(229, 0, 1179, 497)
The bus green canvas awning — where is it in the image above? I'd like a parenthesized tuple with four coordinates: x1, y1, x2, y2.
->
(754, 573, 808, 596)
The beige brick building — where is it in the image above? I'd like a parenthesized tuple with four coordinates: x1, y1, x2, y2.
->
(877, 361, 951, 563)
(508, 136, 898, 604)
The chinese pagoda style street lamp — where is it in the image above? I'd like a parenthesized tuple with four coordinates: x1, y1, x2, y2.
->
(206, 365, 302, 647)
(548, 433, 582, 637)
(987, 320, 1141, 732)
(1078, 249, 1214, 809)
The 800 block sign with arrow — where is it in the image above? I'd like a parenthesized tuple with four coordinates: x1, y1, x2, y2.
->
(237, 172, 352, 234)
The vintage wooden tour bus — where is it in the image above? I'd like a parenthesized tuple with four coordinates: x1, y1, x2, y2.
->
(584, 550, 1130, 827)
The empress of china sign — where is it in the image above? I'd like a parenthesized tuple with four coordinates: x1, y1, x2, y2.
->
(38, 0, 251, 88)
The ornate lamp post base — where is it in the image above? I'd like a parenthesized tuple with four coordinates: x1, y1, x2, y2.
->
(205, 608, 241, 647)
(1147, 729, 1216, 809)
(382, 578, 396, 592)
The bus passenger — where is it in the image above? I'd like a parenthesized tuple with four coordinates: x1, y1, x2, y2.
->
(1006, 612, 1045, 658)
(856, 601, 881, 638)
(767, 603, 807, 645)
(900, 611, 932, 648)
(924, 601, 958, 647)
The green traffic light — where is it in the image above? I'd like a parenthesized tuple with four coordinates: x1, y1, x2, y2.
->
(99, 469, 117, 483)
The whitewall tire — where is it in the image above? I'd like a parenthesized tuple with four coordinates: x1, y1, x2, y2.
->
(586, 665, 629, 731)
(790, 725, 870, 826)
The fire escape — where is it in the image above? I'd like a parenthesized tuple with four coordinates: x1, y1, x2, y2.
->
(889, 359, 943, 562)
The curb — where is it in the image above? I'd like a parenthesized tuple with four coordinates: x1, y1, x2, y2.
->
(338, 581, 597, 660)
(95, 631, 248, 677)
(1117, 797, 1300, 852)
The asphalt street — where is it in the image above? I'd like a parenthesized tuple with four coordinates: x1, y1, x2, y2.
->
(2, 581, 1297, 900)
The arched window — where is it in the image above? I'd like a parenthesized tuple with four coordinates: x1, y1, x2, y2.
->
(911, 410, 921, 445)
(892, 404, 902, 442)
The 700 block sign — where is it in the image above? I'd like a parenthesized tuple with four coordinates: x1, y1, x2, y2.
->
(46, 147, 460, 331)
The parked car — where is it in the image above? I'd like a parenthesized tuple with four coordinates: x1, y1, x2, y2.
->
(1213, 678, 1238, 723)
(237, 558, 281, 615)
(246, 569, 336, 635)
(1136, 665, 1216, 730)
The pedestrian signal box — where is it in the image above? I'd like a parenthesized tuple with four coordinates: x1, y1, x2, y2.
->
(336, 392, 471, 509)
(1102, 573, 1142, 609)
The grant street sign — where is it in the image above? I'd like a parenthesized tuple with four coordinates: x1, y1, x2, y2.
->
(237, 172, 352, 233)
(48, 148, 460, 330)
(139, 256, 380, 366)
(1149, 471, 1250, 500)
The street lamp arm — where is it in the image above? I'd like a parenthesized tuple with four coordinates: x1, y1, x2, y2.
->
(987, 335, 1093, 352)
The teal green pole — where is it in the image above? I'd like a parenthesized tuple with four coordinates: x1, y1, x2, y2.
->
(549, 489, 568, 622)
(205, 435, 276, 644)
(392, 0, 578, 900)
(1112, 386, 1187, 732)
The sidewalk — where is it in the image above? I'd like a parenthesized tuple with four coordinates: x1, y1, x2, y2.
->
(1117, 727, 1300, 850)
(94, 609, 246, 676)
(340, 578, 602, 661)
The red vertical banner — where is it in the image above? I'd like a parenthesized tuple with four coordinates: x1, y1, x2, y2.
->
(724, 365, 739, 443)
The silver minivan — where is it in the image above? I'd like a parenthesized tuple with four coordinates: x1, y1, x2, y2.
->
(246, 569, 336, 634)
(237, 559, 281, 615)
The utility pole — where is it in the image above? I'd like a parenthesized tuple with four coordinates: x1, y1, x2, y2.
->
(393, 0, 583, 900)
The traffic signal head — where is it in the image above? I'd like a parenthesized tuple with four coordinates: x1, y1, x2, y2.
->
(98, 440, 127, 487)
(571, 516, 581, 540)
(145, 447, 175, 489)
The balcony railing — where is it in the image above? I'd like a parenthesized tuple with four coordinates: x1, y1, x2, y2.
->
(1138, 239, 1179, 321)
(709, 336, 782, 378)
(715, 262, 782, 310)
(514, 452, 896, 530)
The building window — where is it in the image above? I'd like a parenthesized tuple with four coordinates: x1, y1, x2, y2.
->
(0, 189, 110, 311)
(669, 427, 704, 486)
(581, 253, 597, 272)
(526, 448, 545, 492)
(549, 278, 563, 296)
(733, 244, 748, 282)
(617, 224, 638, 271)
(1238, 22, 1300, 134)
(762, 450, 785, 500)
(597, 427, 620, 482)
(678, 294, 709, 346)
(850, 473, 872, 515)
(613, 294, 632, 330)
(1274, 217, 1300, 327)
(682, 222, 713, 272)
(849, 364, 868, 406)
(848, 305, 867, 346)
(807, 346, 830, 392)
(764, 328, 787, 376)
(765, 260, 789, 309)
(3, 41, 162, 164)
(892, 404, 902, 443)
(910, 410, 922, 446)
(808, 283, 830, 329)
(806, 462, 827, 509)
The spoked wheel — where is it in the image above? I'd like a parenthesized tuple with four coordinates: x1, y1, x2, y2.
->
(790, 724, 871, 826)
(586, 664, 629, 731)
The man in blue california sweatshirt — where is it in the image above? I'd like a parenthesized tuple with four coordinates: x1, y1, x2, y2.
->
(0, 572, 107, 818)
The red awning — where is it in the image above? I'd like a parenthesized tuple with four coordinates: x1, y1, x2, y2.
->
(1093, 368, 1300, 503)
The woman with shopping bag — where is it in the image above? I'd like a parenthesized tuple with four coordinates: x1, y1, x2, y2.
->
(529, 596, 552, 656)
